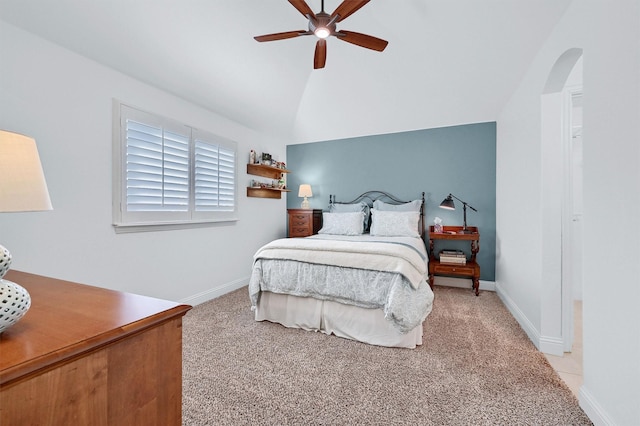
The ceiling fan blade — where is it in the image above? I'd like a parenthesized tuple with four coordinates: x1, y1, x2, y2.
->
(288, 0, 316, 19)
(336, 30, 388, 51)
(314, 39, 327, 69)
(254, 30, 307, 42)
(331, 0, 370, 22)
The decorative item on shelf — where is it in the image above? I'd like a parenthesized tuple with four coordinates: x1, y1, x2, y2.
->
(0, 130, 53, 333)
(439, 193, 478, 234)
(261, 152, 272, 166)
(298, 184, 313, 209)
(249, 149, 256, 165)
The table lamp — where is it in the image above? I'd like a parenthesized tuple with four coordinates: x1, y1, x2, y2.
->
(298, 184, 313, 209)
(439, 193, 477, 234)
(0, 130, 53, 333)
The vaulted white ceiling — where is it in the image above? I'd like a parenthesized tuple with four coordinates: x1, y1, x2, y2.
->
(0, 0, 572, 142)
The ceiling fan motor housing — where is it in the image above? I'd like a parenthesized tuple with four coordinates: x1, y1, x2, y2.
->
(308, 12, 336, 38)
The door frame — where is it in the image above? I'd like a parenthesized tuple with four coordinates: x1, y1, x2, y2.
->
(539, 47, 583, 356)
(561, 85, 583, 352)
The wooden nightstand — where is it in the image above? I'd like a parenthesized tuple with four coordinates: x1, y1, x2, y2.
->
(287, 209, 323, 237)
(428, 225, 481, 295)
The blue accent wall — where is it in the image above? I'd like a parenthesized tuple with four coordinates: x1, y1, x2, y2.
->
(286, 122, 496, 281)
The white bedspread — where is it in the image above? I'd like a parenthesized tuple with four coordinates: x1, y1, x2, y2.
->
(248, 235, 434, 333)
(252, 235, 427, 289)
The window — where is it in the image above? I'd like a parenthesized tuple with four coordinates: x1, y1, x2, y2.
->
(113, 103, 237, 232)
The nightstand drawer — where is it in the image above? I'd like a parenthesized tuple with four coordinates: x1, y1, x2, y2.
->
(291, 217, 311, 226)
(287, 209, 323, 238)
(291, 226, 310, 235)
(434, 264, 475, 275)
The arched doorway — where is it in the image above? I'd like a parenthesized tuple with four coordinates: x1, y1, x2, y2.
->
(539, 48, 583, 357)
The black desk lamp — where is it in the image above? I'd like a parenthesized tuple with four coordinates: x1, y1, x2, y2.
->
(439, 193, 478, 234)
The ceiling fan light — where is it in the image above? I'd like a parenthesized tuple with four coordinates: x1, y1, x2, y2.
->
(314, 27, 330, 39)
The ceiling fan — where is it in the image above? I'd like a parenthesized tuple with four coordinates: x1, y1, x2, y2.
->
(254, 0, 388, 69)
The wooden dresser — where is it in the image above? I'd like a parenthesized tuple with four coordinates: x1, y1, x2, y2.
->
(0, 270, 191, 425)
(287, 209, 323, 237)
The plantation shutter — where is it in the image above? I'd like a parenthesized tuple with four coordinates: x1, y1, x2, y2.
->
(125, 120, 190, 212)
(218, 144, 236, 209)
(115, 103, 238, 230)
(194, 133, 237, 215)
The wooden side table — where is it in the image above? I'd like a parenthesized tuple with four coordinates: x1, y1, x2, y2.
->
(428, 225, 481, 295)
(287, 209, 323, 237)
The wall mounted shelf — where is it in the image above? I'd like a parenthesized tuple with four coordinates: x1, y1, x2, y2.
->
(246, 187, 290, 199)
(247, 163, 289, 179)
(247, 163, 290, 199)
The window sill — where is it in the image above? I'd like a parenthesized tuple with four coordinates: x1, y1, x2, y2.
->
(113, 218, 239, 234)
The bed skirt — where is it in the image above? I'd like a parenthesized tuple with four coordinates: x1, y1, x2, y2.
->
(255, 291, 424, 349)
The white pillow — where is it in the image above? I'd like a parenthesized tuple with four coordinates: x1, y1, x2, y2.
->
(373, 199, 422, 212)
(318, 212, 365, 236)
(369, 210, 420, 237)
(329, 201, 370, 230)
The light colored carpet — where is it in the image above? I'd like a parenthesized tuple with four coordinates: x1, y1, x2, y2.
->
(182, 286, 592, 425)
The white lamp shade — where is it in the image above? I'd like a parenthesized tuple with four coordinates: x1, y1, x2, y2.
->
(0, 130, 52, 212)
(298, 184, 313, 198)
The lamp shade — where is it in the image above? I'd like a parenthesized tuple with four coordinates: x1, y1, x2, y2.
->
(439, 194, 455, 210)
(0, 130, 52, 212)
(298, 184, 313, 198)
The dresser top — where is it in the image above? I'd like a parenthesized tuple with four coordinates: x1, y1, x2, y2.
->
(0, 270, 191, 385)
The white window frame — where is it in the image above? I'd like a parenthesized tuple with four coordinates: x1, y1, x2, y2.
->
(112, 101, 238, 233)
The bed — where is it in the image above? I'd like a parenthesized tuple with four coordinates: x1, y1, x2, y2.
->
(248, 191, 434, 348)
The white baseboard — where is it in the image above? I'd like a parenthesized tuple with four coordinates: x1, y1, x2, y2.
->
(434, 276, 495, 292)
(494, 283, 565, 356)
(579, 386, 615, 426)
(495, 282, 542, 351)
(180, 276, 248, 306)
(539, 335, 564, 356)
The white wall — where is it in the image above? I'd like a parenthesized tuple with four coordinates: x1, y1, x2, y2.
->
(497, 1, 640, 425)
(0, 21, 289, 303)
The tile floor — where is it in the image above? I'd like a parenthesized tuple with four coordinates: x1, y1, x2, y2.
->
(544, 301, 583, 398)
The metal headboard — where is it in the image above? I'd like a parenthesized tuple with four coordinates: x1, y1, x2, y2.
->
(329, 190, 426, 239)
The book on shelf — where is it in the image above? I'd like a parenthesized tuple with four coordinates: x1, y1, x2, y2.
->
(439, 250, 466, 258)
(439, 256, 467, 265)
(439, 249, 467, 264)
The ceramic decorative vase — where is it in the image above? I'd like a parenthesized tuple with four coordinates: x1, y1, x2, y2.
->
(0, 245, 32, 333)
